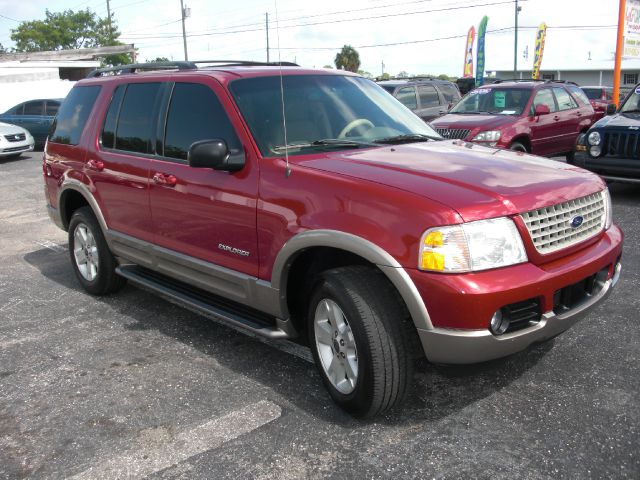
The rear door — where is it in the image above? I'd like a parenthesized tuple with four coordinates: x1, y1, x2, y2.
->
(395, 86, 419, 115)
(416, 84, 443, 121)
(551, 86, 583, 154)
(529, 87, 560, 156)
(148, 78, 259, 277)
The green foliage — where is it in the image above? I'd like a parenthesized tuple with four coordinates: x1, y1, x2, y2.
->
(334, 45, 361, 73)
(11, 9, 115, 51)
(378, 72, 392, 80)
(0, 43, 5, 54)
(357, 70, 373, 79)
(147, 56, 171, 63)
(323, 64, 333, 69)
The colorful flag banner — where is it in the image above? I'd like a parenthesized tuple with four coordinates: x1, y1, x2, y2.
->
(463, 26, 476, 78)
(532, 23, 547, 80)
(475, 16, 489, 86)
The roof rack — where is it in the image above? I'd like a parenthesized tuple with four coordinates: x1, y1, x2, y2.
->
(491, 78, 545, 84)
(87, 60, 299, 78)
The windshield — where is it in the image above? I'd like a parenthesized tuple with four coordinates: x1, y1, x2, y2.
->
(582, 88, 603, 100)
(229, 75, 440, 157)
(619, 89, 640, 113)
(450, 87, 531, 115)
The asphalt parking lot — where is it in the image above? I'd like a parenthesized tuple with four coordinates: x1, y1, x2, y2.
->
(1, 152, 638, 479)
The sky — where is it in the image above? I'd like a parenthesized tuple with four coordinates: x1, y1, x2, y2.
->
(0, 0, 621, 77)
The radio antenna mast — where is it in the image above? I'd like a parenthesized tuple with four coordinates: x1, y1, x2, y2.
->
(274, 0, 291, 177)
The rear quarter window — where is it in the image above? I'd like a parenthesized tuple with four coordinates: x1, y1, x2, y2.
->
(438, 83, 461, 103)
(49, 86, 101, 145)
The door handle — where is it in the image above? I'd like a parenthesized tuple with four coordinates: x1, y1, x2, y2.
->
(553, 115, 560, 121)
(87, 159, 104, 171)
(153, 172, 177, 187)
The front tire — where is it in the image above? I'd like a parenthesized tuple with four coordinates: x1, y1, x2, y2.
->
(509, 141, 528, 153)
(307, 266, 413, 418)
(68, 206, 126, 295)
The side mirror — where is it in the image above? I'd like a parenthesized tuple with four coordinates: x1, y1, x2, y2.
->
(188, 139, 245, 172)
(606, 103, 617, 116)
(534, 104, 550, 116)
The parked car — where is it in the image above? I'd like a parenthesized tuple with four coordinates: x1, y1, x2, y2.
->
(431, 80, 595, 161)
(377, 78, 461, 121)
(0, 122, 35, 159)
(573, 84, 640, 183)
(580, 86, 614, 121)
(0, 98, 62, 148)
(44, 61, 622, 417)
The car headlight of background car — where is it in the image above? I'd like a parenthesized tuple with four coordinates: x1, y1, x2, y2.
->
(587, 131, 602, 157)
(472, 130, 502, 142)
(418, 217, 528, 272)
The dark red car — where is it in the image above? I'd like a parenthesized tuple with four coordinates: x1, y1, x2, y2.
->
(431, 80, 595, 161)
(581, 86, 614, 121)
(44, 62, 622, 417)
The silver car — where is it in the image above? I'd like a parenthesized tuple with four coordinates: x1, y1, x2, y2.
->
(0, 122, 35, 159)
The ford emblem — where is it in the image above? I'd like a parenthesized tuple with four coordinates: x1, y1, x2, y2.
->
(570, 215, 584, 228)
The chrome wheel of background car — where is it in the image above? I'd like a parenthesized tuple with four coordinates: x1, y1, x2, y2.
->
(314, 298, 358, 394)
(73, 223, 99, 281)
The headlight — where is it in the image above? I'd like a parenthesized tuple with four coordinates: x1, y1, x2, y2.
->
(602, 188, 612, 230)
(419, 217, 528, 272)
(472, 130, 502, 142)
(589, 145, 602, 157)
(587, 131, 601, 145)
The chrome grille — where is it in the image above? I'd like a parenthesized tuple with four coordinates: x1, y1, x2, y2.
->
(435, 128, 470, 140)
(520, 192, 606, 254)
(4, 133, 26, 142)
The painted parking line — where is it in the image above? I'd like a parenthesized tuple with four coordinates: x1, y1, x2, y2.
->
(69, 400, 282, 479)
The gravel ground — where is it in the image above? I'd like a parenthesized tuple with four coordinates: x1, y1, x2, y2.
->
(0, 152, 638, 479)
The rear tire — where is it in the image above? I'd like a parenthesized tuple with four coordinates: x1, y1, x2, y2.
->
(509, 141, 528, 153)
(307, 266, 413, 418)
(68, 206, 126, 295)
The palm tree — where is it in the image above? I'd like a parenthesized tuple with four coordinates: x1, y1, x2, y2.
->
(334, 45, 361, 73)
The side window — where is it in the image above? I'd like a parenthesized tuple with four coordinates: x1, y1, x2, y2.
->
(163, 83, 240, 161)
(49, 86, 101, 145)
(23, 101, 43, 115)
(11, 103, 25, 115)
(567, 86, 589, 106)
(395, 87, 418, 110)
(45, 101, 60, 116)
(115, 83, 162, 154)
(417, 85, 440, 108)
(553, 87, 578, 110)
(101, 85, 126, 149)
(438, 84, 461, 103)
(532, 88, 557, 113)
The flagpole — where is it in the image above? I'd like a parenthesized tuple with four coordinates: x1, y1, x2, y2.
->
(613, 0, 626, 107)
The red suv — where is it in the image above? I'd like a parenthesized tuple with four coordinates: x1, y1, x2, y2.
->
(431, 80, 595, 161)
(44, 62, 623, 417)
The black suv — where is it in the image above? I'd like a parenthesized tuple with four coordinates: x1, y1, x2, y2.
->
(377, 78, 461, 121)
(574, 85, 639, 183)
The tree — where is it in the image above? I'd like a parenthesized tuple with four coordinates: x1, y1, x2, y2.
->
(147, 56, 171, 63)
(334, 45, 360, 73)
(0, 43, 5, 54)
(10, 8, 131, 66)
(397, 71, 409, 78)
(357, 70, 373, 79)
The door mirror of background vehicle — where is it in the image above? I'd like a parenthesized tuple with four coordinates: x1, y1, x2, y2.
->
(606, 103, 617, 116)
(534, 104, 550, 116)
(188, 139, 245, 172)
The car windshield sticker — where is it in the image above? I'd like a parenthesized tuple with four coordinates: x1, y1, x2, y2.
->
(500, 110, 516, 114)
(635, 86, 640, 94)
(470, 88, 491, 95)
(494, 91, 506, 108)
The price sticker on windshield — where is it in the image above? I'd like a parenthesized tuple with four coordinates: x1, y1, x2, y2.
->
(494, 91, 506, 108)
(470, 88, 491, 95)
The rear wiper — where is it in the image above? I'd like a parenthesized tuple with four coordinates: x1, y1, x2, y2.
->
(272, 138, 377, 152)
(373, 133, 442, 144)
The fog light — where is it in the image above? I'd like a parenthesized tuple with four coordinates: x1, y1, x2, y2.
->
(589, 145, 601, 157)
(489, 310, 510, 335)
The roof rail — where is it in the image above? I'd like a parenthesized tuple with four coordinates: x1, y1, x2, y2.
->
(544, 79, 578, 85)
(87, 60, 299, 78)
(491, 78, 545, 84)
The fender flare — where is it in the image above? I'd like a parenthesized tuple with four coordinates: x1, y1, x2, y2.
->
(58, 178, 108, 234)
(271, 229, 434, 331)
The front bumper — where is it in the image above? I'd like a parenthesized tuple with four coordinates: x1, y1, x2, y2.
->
(0, 141, 34, 157)
(410, 225, 623, 364)
(573, 151, 640, 183)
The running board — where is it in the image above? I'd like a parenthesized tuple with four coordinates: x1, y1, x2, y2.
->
(116, 265, 290, 339)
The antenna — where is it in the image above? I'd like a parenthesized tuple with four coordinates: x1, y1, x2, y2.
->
(274, 0, 291, 178)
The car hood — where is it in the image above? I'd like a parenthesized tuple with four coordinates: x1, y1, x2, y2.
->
(592, 112, 640, 129)
(430, 113, 517, 131)
(0, 122, 28, 135)
(296, 140, 604, 222)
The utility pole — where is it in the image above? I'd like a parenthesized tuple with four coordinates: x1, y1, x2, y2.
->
(381, 60, 385, 76)
(513, 0, 520, 77)
(613, 0, 626, 107)
(106, 0, 113, 42)
(180, 0, 188, 61)
(266, 12, 270, 63)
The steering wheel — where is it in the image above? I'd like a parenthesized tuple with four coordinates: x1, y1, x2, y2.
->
(338, 118, 374, 138)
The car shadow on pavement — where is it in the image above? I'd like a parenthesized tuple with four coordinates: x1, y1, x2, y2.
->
(24, 246, 552, 426)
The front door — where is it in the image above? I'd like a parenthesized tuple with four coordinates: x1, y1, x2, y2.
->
(149, 79, 259, 278)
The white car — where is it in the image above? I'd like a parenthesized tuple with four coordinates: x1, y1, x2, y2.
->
(0, 122, 35, 159)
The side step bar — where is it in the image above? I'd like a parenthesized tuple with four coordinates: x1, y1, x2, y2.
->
(116, 265, 290, 340)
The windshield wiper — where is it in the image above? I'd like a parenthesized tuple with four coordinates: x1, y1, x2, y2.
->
(373, 133, 441, 145)
(621, 109, 640, 113)
(272, 138, 377, 152)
